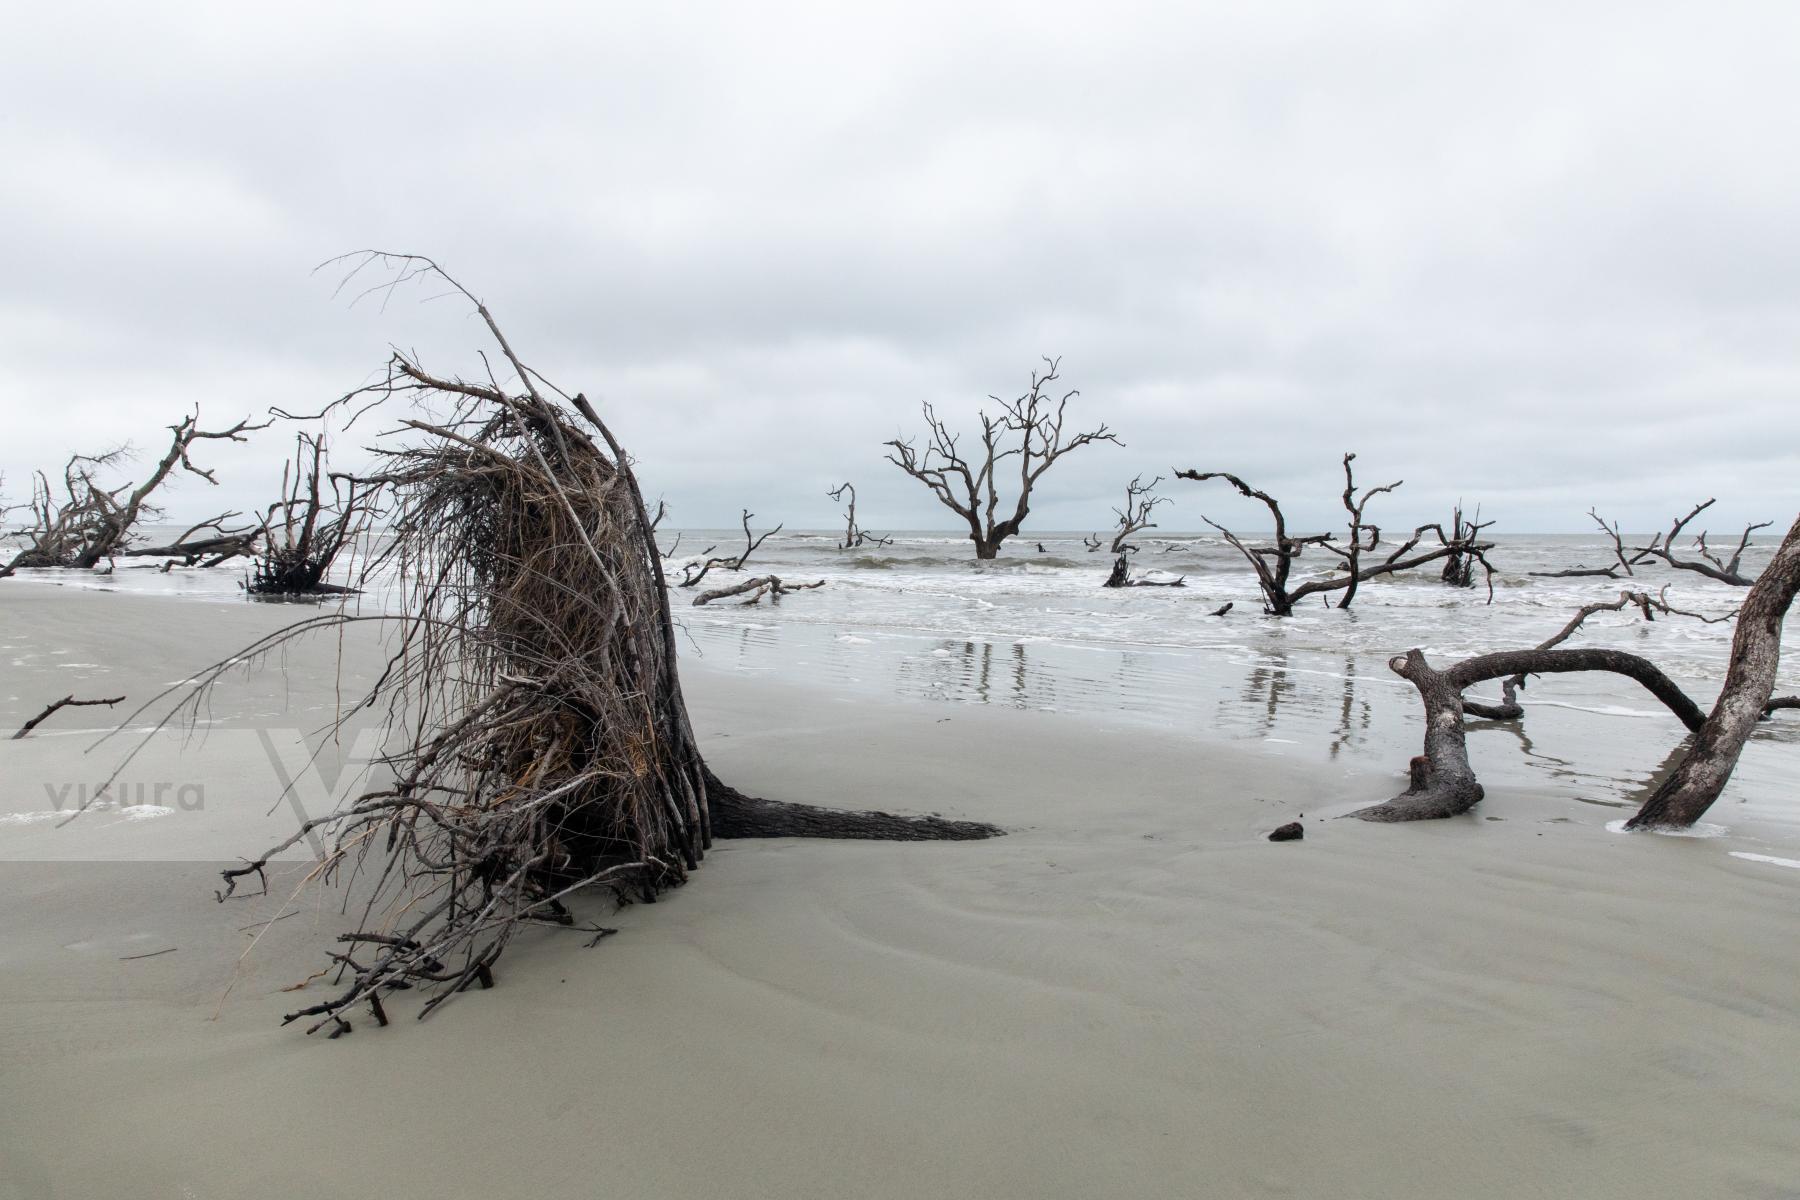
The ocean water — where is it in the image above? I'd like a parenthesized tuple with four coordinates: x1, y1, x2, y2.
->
(7, 527, 1798, 834)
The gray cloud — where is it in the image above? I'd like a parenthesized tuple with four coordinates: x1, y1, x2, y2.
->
(4, 1, 1798, 537)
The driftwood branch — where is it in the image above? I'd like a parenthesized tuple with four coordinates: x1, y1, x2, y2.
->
(1628, 513, 1800, 828)
(691, 575, 825, 606)
(14, 694, 126, 739)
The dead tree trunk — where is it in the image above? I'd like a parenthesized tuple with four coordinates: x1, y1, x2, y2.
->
(189, 252, 997, 1036)
(1627, 514, 1800, 828)
(886, 358, 1119, 560)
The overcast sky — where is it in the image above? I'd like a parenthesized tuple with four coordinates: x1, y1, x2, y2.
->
(4, 1, 1798, 536)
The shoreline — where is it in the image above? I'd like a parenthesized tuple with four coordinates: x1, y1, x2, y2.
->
(3, 588, 1800, 1197)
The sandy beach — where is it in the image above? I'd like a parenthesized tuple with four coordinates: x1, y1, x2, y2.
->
(3, 585, 1799, 1199)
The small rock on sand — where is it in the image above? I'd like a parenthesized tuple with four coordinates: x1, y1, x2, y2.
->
(1268, 822, 1304, 842)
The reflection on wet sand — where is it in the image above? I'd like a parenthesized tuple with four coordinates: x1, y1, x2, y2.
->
(1328, 656, 1373, 760)
(681, 616, 1800, 830)
(1241, 648, 1296, 737)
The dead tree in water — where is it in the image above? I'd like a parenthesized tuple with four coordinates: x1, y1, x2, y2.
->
(677, 509, 780, 588)
(1174, 456, 1496, 615)
(1, 411, 268, 577)
(1352, 517, 1800, 826)
(1085, 474, 1167, 554)
(144, 252, 999, 1037)
(1088, 475, 1182, 588)
(1438, 504, 1495, 589)
(247, 433, 372, 595)
(827, 482, 892, 549)
(885, 357, 1119, 559)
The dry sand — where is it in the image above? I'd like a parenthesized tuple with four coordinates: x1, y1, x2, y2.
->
(2, 587, 1799, 1199)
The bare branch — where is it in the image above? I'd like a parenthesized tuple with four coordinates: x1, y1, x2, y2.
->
(678, 509, 781, 587)
(14, 694, 126, 740)
(1640, 498, 1770, 587)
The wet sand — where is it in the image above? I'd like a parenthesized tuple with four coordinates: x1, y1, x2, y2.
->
(2, 587, 1799, 1199)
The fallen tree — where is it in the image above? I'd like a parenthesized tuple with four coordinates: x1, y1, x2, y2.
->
(1174, 455, 1496, 615)
(1628, 513, 1800, 828)
(124, 253, 1000, 1036)
(1, 411, 268, 578)
(886, 357, 1118, 559)
(1352, 515, 1800, 826)
(1639, 498, 1770, 587)
(1533, 499, 1771, 586)
(692, 575, 826, 606)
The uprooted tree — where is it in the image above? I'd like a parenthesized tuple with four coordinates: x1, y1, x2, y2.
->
(885, 357, 1119, 560)
(124, 253, 999, 1036)
(1351, 515, 1800, 827)
(0, 410, 268, 578)
(246, 432, 373, 596)
(1175, 454, 1496, 615)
